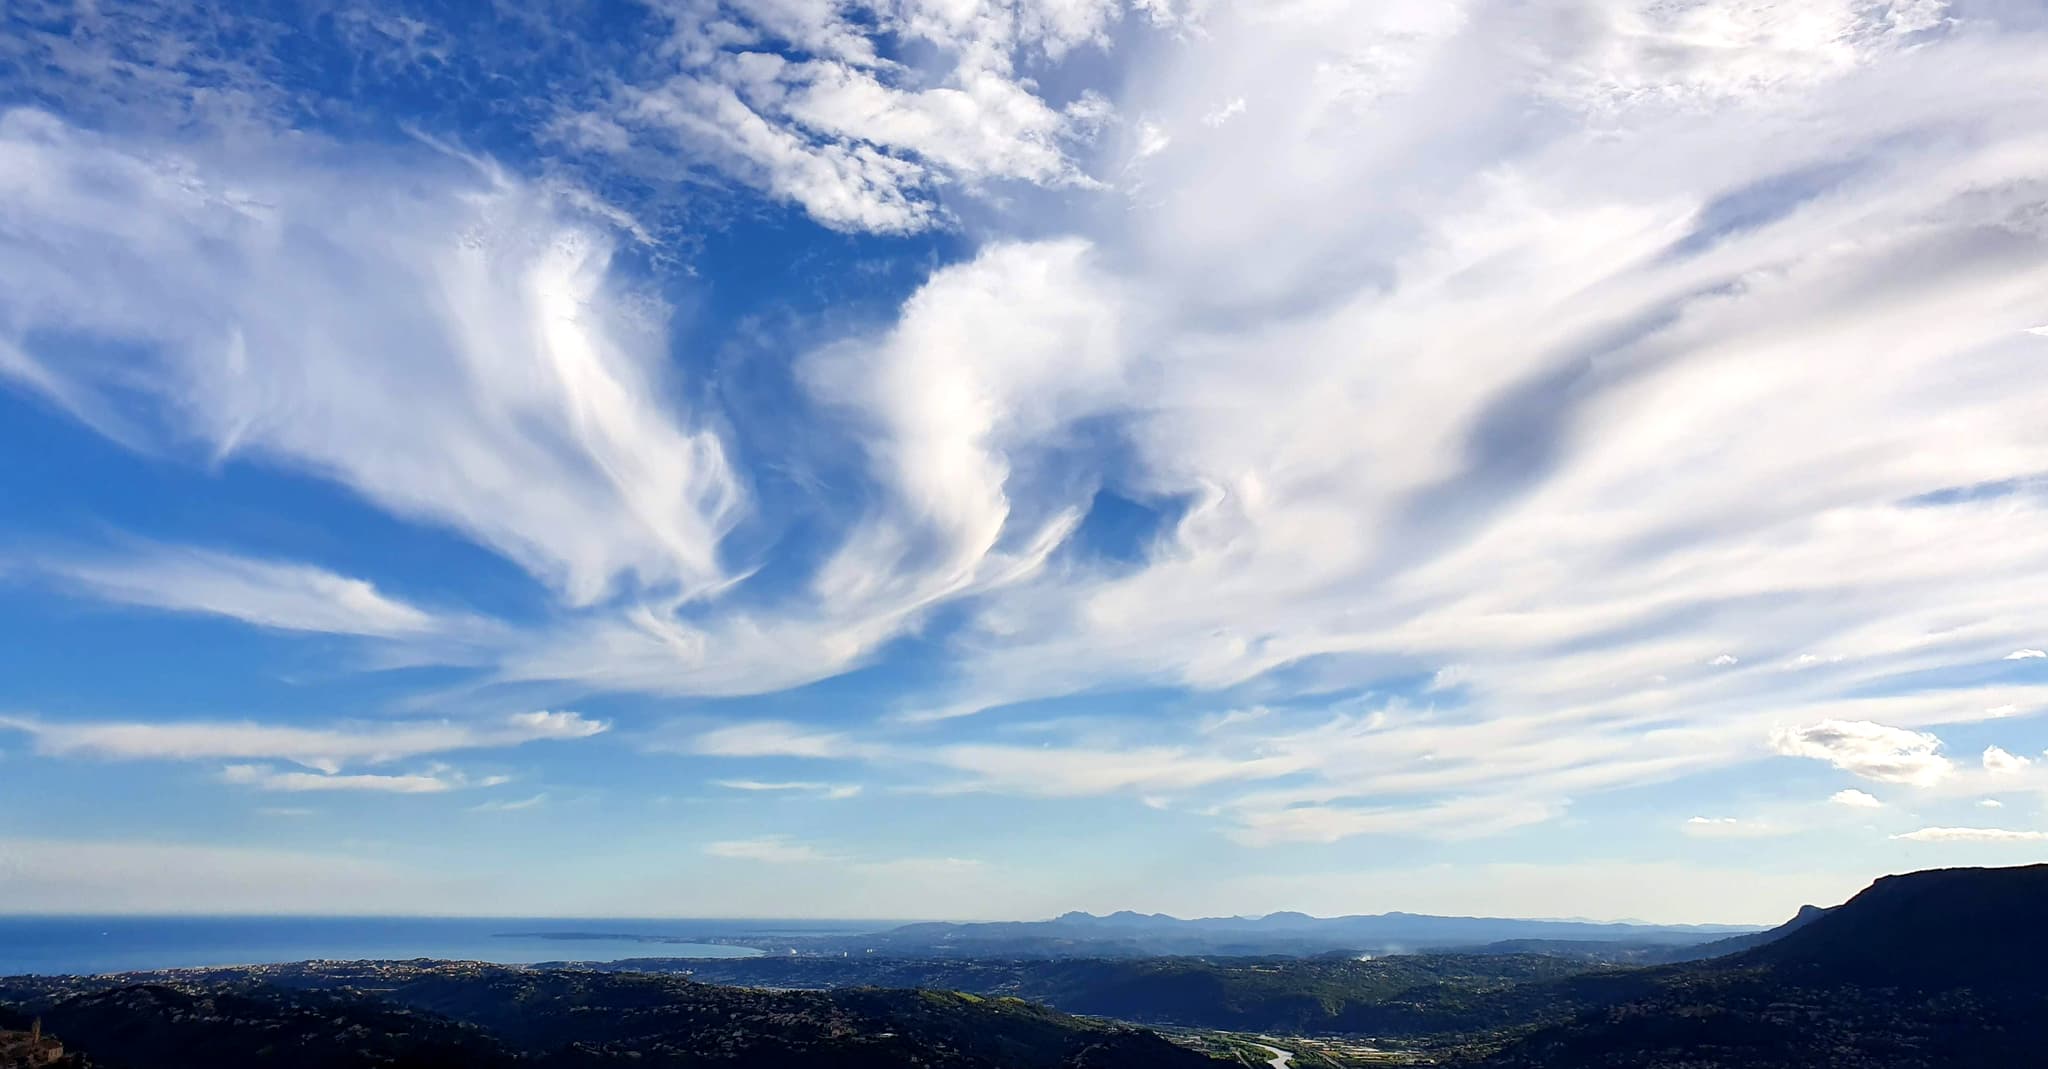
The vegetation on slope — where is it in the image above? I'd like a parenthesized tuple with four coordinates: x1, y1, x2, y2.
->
(0, 967, 1218, 1069)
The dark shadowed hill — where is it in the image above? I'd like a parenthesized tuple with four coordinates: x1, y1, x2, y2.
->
(1644, 902, 1831, 963)
(1474, 864, 2048, 1069)
(1739, 864, 2048, 985)
(0, 966, 1220, 1069)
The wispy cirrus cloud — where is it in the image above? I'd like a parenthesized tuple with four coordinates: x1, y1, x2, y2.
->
(220, 763, 508, 794)
(470, 793, 549, 812)
(0, 710, 607, 773)
(682, 721, 871, 760)
(714, 780, 862, 800)
(702, 836, 833, 864)
(44, 546, 449, 638)
(0, 108, 743, 609)
(7, 0, 2048, 892)
(1683, 816, 1792, 839)
(1892, 826, 2048, 843)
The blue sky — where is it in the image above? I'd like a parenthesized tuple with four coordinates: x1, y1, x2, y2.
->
(3, 0, 2048, 924)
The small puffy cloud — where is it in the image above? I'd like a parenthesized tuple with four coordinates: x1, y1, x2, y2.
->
(1201, 97, 1247, 127)
(703, 837, 830, 864)
(1892, 827, 2048, 843)
(1830, 789, 1882, 809)
(2005, 649, 2047, 660)
(1979, 799, 2005, 808)
(1982, 745, 2033, 775)
(1198, 706, 1273, 732)
(1769, 720, 1953, 787)
(1426, 665, 1469, 692)
(1708, 654, 1740, 667)
(1683, 816, 1786, 839)
(1134, 121, 1172, 158)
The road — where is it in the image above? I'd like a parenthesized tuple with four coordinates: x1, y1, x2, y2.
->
(1251, 1042, 1293, 1069)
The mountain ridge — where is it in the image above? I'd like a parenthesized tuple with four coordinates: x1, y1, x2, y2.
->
(1476, 863, 2048, 1068)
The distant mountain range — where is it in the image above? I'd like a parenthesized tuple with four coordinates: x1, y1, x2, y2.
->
(753, 909, 1755, 959)
(7, 865, 2042, 1068)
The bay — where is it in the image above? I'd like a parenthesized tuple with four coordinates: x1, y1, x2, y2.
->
(0, 916, 889, 975)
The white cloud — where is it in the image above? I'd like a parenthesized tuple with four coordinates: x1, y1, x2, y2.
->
(1133, 121, 1172, 158)
(219, 764, 476, 794)
(1982, 745, 2033, 775)
(1769, 721, 1953, 787)
(0, 109, 743, 608)
(702, 836, 832, 864)
(1227, 796, 1563, 846)
(2006, 649, 2048, 660)
(1683, 815, 1789, 838)
(14, 0, 2048, 871)
(46, 547, 446, 637)
(1979, 798, 2004, 808)
(1201, 97, 1247, 127)
(575, 0, 1107, 233)
(685, 721, 866, 760)
(1708, 654, 1740, 666)
(713, 779, 862, 799)
(927, 742, 1306, 797)
(0, 711, 606, 773)
(1198, 706, 1273, 732)
(1892, 826, 2048, 843)
(1547, 0, 1949, 114)
(1829, 788, 1882, 808)
(470, 793, 549, 812)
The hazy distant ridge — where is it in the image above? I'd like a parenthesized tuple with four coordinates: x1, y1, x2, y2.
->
(820, 908, 1756, 958)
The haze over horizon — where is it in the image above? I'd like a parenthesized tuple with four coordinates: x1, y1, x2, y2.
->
(4, 0, 2048, 927)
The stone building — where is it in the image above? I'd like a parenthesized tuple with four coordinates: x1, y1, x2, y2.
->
(0, 1019, 67, 1067)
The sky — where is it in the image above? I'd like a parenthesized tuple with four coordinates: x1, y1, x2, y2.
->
(1, 0, 2047, 926)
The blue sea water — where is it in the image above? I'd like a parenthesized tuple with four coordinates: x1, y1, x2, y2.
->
(0, 916, 891, 976)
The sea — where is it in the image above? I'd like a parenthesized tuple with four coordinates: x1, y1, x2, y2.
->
(0, 916, 891, 976)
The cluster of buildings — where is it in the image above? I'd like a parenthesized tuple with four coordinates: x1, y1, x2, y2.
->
(0, 1020, 66, 1068)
